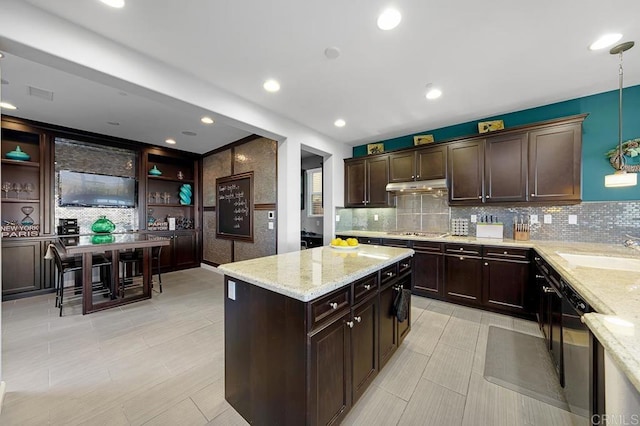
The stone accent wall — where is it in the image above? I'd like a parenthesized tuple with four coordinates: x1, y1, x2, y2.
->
(202, 137, 277, 265)
(54, 138, 139, 233)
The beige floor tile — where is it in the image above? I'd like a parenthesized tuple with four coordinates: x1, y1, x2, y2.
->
(422, 342, 474, 395)
(438, 317, 480, 352)
(342, 384, 408, 426)
(462, 372, 520, 426)
(472, 324, 489, 374)
(452, 305, 483, 323)
(425, 299, 456, 315)
(190, 378, 229, 421)
(143, 397, 208, 426)
(71, 406, 130, 426)
(373, 346, 430, 400)
(512, 317, 543, 337)
(411, 295, 432, 310)
(206, 407, 249, 426)
(398, 378, 466, 426)
(402, 309, 450, 356)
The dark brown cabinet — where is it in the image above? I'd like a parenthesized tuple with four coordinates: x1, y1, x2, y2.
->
(444, 244, 483, 305)
(529, 122, 582, 202)
(1, 240, 44, 296)
(482, 246, 530, 314)
(351, 295, 379, 403)
(388, 145, 447, 183)
(448, 139, 484, 204)
(412, 241, 444, 298)
(309, 311, 351, 426)
(485, 133, 528, 203)
(155, 230, 200, 271)
(344, 155, 392, 207)
(379, 282, 398, 369)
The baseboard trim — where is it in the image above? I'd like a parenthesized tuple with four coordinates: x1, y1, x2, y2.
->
(0, 381, 6, 414)
(200, 263, 222, 275)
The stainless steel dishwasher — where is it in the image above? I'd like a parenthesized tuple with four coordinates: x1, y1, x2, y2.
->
(561, 279, 591, 424)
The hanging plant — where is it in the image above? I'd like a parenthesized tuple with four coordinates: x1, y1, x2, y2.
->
(606, 138, 640, 172)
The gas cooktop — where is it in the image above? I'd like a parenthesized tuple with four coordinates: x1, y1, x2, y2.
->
(386, 231, 449, 238)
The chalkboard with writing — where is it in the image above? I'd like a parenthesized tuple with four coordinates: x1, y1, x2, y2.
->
(216, 172, 254, 242)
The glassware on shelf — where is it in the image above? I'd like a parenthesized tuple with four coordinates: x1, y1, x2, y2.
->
(12, 183, 22, 199)
(2, 182, 12, 198)
(148, 192, 155, 204)
(154, 192, 161, 203)
(23, 183, 34, 200)
(20, 206, 34, 225)
(162, 192, 170, 204)
(177, 171, 184, 180)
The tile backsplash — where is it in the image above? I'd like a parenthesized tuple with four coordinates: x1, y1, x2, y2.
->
(336, 196, 640, 244)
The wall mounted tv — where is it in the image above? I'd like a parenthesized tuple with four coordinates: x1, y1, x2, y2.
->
(58, 170, 137, 208)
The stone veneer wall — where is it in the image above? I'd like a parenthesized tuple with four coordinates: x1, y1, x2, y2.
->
(54, 138, 139, 233)
(336, 199, 640, 244)
(202, 137, 277, 265)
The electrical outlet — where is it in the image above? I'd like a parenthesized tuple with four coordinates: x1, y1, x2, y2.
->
(268, 222, 274, 230)
(530, 215, 539, 224)
(544, 214, 552, 224)
(335, 215, 340, 222)
(471, 215, 477, 223)
(316, 220, 320, 226)
(568, 215, 578, 225)
(374, 214, 379, 221)
(228, 281, 236, 300)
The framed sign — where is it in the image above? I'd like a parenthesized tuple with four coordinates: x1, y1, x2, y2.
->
(216, 172, 254, 242)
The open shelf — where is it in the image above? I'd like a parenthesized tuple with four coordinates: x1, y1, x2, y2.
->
(1, 159, 40, 168)
(1, 198, 40, 203)
(147, 175, 194, 184)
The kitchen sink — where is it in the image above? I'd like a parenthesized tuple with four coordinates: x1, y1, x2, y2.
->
(557, 252, 640, 272)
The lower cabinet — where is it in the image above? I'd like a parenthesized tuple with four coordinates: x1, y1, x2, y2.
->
(444, 244, 483, 305)
(351, 294, 379, 403)
(379, 272, 412, 369)
(154, 230, 199, 272)
(412, 241, 444, 298)
(2, 239, 52, 300)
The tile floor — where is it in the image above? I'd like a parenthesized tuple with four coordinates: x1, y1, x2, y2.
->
(0, 267, 581, 425)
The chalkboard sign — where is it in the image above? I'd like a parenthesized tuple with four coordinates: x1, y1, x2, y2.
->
(216, 172, 254, 242)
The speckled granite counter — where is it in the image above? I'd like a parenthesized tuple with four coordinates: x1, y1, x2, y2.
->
(218, 245, 414, 302)
(338, 230, 640, 392)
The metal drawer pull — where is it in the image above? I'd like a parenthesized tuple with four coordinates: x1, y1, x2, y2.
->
(542, 286, 555, 293)
(329, 302, 338, 309)
(459, 248, 464, 251)
(459, 256, 464, 260)
(354, 316, 362, 323)
(535, 274, 545, 279)
(401, 263, 410, 268)
(364, 284, 371, 290)
(386, 271, 395, 277)
(503, 251, 508, 255)
(347, 321, 354, 328)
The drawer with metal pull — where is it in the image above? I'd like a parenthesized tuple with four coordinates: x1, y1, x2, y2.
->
(308, 287, 351, 331)
(353, 273, 378, 304)
(380, 263, 398, 286)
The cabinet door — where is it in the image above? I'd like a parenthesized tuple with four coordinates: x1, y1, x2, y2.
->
(308, 313, 351, 426)
(482, 259, 529, 314)
(444, 254, 483, 304)
(413, 244, 443, 297)
(379, 283, 398, 369)
(417, 145, 447, 180)
(344, 159, 366, 207)
(529, 123, 581, 202)
(448, 140, 484, 204)
(485, 133, 528, 202)
(351, 296, 378, 403)
(366, 155, 391, 207)
(2, 240, 42, 296)
(388, 152, 416, 182)
(173, 231, 198, 269)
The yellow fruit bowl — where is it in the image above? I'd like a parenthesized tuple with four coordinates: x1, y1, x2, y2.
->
(329, 243, 359, 250)
(329, 237, 360, 250)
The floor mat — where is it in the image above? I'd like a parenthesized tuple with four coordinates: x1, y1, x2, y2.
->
(484, 326, 568, 410)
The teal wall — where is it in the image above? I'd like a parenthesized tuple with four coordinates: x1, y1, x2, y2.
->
(352, 85, 640, 201)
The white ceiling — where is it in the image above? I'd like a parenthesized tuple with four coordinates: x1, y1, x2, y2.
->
(2, 0, 640, 154)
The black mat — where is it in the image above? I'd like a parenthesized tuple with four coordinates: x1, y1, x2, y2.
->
(484, 326, 568, 410)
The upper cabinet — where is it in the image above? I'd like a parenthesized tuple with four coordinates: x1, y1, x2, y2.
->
(448, 139, 484, 204)
(344, 155, 393, 207)
(389, 145, 446, 182)
(484, 132, 528, 203)
(528, 121, 582, 202)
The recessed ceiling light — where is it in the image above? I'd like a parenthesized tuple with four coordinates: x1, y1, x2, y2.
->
(263, 79, 281, 92)
(0, 102, 18, 110)
(377, 8, 402, 31)
(334, 119, 346, 128)
(324, 47, 341, 59)
(107, 121, 120, 126)
(165, 138, 176, 145)
(590, 33, 623, 50)
(426, 88, 442, 100)
(99, 0, 125, 8)
(201, 116, 214, 124)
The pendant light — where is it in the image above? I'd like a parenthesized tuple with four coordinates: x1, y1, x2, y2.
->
(604, 41, 638, 188)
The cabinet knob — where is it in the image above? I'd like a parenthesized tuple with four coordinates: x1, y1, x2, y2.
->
(534, 257, 540, 261)
(530, 193, 535, 197)
(459, 248, 464, 251)
(386, 271, 394, 277)
(362, 201, 366, 204)
(459, 256, 464, 260)
(478, 196, 482, 199)
(484, 262, 488, 266)
(401, 263, 409, 268)
(347, 321, 354, 328)
(364, 284, 371, 290)
(416, 175, 420, 178)
(411, 175, 415, 179)
(486, 195, 491, 199)
(542, 286, 555, 294)
(535, 274, 545, 279)
(329, 302, 338, 309)
(354, 316, 362, 323)
(503, 251, 508, 255)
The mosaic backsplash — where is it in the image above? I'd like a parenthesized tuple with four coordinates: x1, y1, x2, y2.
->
(54, 138, 139, 233)
(336, 199, 640, 244)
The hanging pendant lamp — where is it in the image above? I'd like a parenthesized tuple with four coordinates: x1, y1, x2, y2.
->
(604, 41, 637, 188)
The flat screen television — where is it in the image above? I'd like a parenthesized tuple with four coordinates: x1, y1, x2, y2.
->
(58, 170, 137, 208)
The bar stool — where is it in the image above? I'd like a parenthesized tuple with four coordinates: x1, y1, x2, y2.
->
(47, 244, 113, 316)
(118, 245, 163, 296)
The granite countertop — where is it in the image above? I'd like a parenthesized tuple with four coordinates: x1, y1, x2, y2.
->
(218, 245, 414, 302)
(339, 230, 640, 392)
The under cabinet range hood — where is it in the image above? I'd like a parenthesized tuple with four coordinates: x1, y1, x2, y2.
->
(385, 178, 448, 193)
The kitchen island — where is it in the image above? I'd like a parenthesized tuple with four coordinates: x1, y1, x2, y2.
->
(218, 244, 414, 426)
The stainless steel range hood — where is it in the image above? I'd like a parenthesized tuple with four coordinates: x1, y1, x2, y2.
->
(385, 178, 448, 193)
